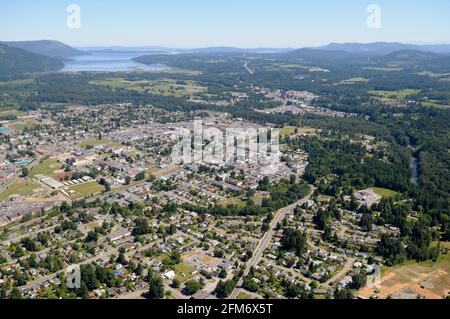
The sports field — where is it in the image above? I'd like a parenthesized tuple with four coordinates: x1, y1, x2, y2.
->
(68, 182, 103, 199)
(30, 158, 60, 178)
(0, 181, 40, 201)
(79, 139, 122, 148)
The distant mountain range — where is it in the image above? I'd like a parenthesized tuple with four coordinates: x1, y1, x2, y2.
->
(77, 45, 292, 54)
(185, 46, 292, 54)
(78, 42, 450, 55)
(77, 45, 169, 53)
(316, 42, 450, 56)
(3, 40, 450, 58)
(1, 39, 450, 80)
(0, 40, 85, 59)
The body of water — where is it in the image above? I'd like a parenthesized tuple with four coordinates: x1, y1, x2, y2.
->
(61, 51, 171, 72)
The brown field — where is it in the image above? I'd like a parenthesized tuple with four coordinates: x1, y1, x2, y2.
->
(148, 165, 182, 178)
(359, 246, 450, 299)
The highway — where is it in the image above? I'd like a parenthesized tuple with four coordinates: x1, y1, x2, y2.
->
(244, 61, 254, 74)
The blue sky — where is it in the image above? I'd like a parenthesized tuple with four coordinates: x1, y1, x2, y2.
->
(1, 0, 449, 48)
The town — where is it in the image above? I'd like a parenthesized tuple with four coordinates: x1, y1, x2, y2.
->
(0, 86, 433, 300)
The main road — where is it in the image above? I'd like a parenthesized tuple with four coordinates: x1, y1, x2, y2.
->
(229, 186, 314, 299)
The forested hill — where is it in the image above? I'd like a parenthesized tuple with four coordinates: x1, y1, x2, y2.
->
(0, 40, 85, 59)
(0, 44, 63, 80)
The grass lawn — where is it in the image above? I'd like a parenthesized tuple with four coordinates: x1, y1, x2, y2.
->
(217, 197, 246, 209)
(79, 139, 122, 148)
(68, 182, 103, 199)
(9, 120, 39, 131)
(237, 292, 250, 299)
(371, 187, 398, 198)
(251, 194, 269, 206)
(175, 263, 195, 282)
(0, 181, 40, 201)
(30, 158, 60, 178)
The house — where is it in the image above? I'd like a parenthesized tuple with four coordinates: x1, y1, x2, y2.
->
(339, 276, 353, 288)
(108, 229, 132, 242)
(163, 270, 176, 280)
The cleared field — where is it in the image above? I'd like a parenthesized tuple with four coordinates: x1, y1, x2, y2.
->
(161, 69, 202, 76)
(175, 263, 196, 282)
(68, 182, 103, 199)
(217, 197, 246, 209)
(148, 165, 182, 178)
(0, 181, 40, 201)
(359, 246, 450, 299)
(280, 126, 317, 137)
(418, 71, 450, 79)
(0, 78, 34, 86)
(9, 120, 39, 131)
(79, 139, 122, 148)
(265, 63, 304, 71)
(369, 89, 420, 99)
(251, 194, 269, 206)
(364, 67, 403, 72)
(30, 158, 60, 178)
(371, 187, 398, 198)
(90, 77, 206, 97)
(339, 77, 370, 85)
(0, 109, 24, 117)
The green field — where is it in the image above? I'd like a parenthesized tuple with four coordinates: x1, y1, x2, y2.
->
(79, 139, 122, 148)
(237, 292, 251, 299)
(0, 181, 40, 201)
(8, 120, 39, 131)
(265, 63, 304, 71)
(369, 89, 420, 100)
(251, 194, 269, 206)
(175, 263, 196, 282)
(68, 182, 103, 199)
(0, 109, 24, 117)
(90, 77, 206, 97)
(280, 126, 297, 137)
(161, 69, 202, 76)
(30, 158, 60, 178)
(339, 77, 370, 85)
(371, 187, 398, 198)
(0, 78, 34, 87)
(280, 125, 317, 137)
(217, 197, 246, 209)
